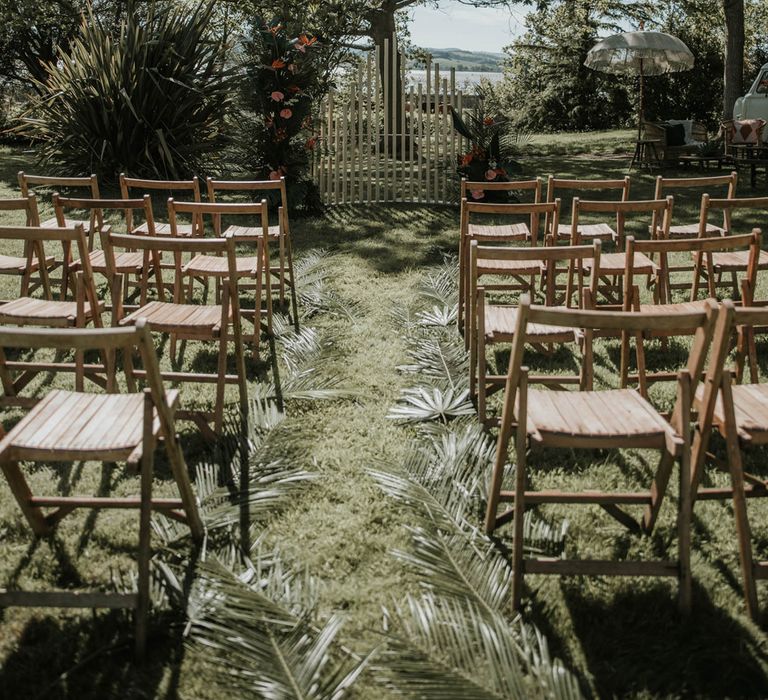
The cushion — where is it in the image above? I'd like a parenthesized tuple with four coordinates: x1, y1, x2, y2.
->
(665, 122, 686, 147)
(667, 119, 694, 144)
(732, 119, 762, 144)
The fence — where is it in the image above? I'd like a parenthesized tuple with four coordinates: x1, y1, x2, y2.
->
(311, 37, 471, 206)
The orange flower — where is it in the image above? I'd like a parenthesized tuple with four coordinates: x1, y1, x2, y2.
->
(271, 58, 287, 69)
(305, 136, 318, 150)
(269, 24, 282, 35)
(295, 34, 317, 52)
(461, 152, 473, 166)
(483, 117, 495, 126)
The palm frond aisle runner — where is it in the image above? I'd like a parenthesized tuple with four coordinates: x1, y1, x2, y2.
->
(145, 251, 581, 697)
(376, 257, 583, 698)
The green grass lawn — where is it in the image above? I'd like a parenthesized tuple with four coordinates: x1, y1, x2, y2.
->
(0, 140, 767, 699)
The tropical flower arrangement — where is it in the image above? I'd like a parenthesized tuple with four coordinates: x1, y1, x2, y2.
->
(243, 17, 322, 210)
(451, 104, 521, 201)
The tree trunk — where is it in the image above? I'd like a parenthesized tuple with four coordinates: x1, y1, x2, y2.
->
(367, 2, 405, 156)
(722, 0, 744, 119)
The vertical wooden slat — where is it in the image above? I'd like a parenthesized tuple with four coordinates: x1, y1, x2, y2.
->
(417, 82, 424, 204)
(450, 69, 457, 204)
(318, 96, 326, 204)
(328, 90, 337, 205)
(433, 62, 440, 204)
(425, 56, 432, 204)
(441, 76, 449, 204)
(357, 62, 364, 204)
(341, 94, 348, 204)
(409, 84, 415, 203)
(374, 46, 381, 203)
(366, 54, 373, 202)
(383, 38, 390, 202)
(400, 43, 406, 202)
(390, 35, 397, 202)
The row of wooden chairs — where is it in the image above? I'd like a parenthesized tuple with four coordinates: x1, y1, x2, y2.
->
(485, 297, 768, 623)
(13, 172, 299, 327)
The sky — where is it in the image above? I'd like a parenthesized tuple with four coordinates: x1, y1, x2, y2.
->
(408, 1, 527, 54)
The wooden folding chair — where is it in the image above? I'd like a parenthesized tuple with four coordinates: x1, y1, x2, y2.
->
(0, 195, 56, 299)
(53, 194, 164, 307)
(693, 195, 768, 299)
(0, 322, 203, 659)
(18, 172, 101, 248)
(458, 197, 559, 342)
(460, 176, 542, 208)
(621, 231, 761, 394)
(688, 301, 768, 620)
(487, 295, 720, 612)
(207, 177, 298, 329)
(120, 174, 203, 236)
(571, 197, 672, 305)
(167, 199, 273, 357)
(469, 240, 600, 424)
(650, 171, 737, 239)
(101, 229, 248, 438)
(546, 176, 630, 241)
(0, 224, 106, 394)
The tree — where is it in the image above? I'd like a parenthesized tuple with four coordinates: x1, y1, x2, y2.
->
(722, 0, 744, 118)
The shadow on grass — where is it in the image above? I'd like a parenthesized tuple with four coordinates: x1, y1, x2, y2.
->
(554, 582, 768, 698)
(0, 610, 184, 699)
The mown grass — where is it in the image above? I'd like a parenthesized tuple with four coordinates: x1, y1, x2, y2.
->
(0, 139, 766, 698)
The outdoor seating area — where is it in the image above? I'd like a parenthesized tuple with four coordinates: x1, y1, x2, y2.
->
(3, 1, 768, 697)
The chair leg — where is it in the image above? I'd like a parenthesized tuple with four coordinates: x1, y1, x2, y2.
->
(277, 236, 286, 306)
(677, 373, 692, 615)
(511, 372, 529, 611)
(286, 234, 299, 332)
(642, 450, 675, 534)
(721, 377, 760, 619)
(214, 289, 230, 435)
(1, 461, 51, 536)
(135, 390, 154, 661)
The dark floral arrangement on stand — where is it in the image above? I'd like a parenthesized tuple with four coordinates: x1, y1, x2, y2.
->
(242, 18, 322, 213)
(451, 101, 522, 202)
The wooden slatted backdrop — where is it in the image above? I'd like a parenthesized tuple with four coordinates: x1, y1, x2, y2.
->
(312, 37, 469, 206)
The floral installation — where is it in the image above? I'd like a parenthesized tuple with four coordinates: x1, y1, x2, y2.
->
(245, 17, 322, 209)
(451, 101, 521, 202)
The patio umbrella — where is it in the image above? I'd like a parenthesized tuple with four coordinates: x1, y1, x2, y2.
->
(584, 30, 694, 139)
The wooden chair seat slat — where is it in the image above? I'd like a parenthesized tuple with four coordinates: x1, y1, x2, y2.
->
(706, 249, 768, 271)
(133, 221, 193, 236)
(556, 222, 616, 239)
(637, 299, 713, 315)
(0, 254, 55, 273)
(695, 382, 768, 436)
(485, 306, 576, 342)
(121, 300, 225, 332)
(589, 251, 657, 275)
(184, 254, 259, 276)
(467, 222, 530, 239)
(41, 216, 89, 230)
(476, 258, 544, 275)
(526, 388, 672, 441)
(89, 250, 145, 273)
(0, 297, 100, 323)
(223, 224, 281, 239)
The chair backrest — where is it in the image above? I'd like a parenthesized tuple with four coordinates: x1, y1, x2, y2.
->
(571, 197, 673, 246)
(460, 177, 542, 204)
(546, 176, 630, 203)
(166, 199, 269, 241)
(461, 199, 560, 247)
(0, 224, 97, 306)
(53, 194, 156, 236)
(471, 239, 600, 308)
(102, 228, 244, 311)
(18, 172, 100, 201)
(120, 174, 202, 233)
(653, 172, 737, 232)
(206, 177, 288, 236)
(0, 195, 41, 228)
(0, 321, 171, 413)
(625, 230, 762, 305)
(699, 195, 768, 237)
(502, 294, 719, 434)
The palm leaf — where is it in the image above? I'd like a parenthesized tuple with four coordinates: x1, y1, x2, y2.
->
(387, 385, 475, 423)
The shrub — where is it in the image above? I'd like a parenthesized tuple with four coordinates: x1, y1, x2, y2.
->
(18, 0, 233, 180)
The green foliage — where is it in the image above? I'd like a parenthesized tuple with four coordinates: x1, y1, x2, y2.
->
(18, 0, 233, 180)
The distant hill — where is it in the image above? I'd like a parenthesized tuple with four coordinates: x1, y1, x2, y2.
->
(410, 47, 504, 73)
